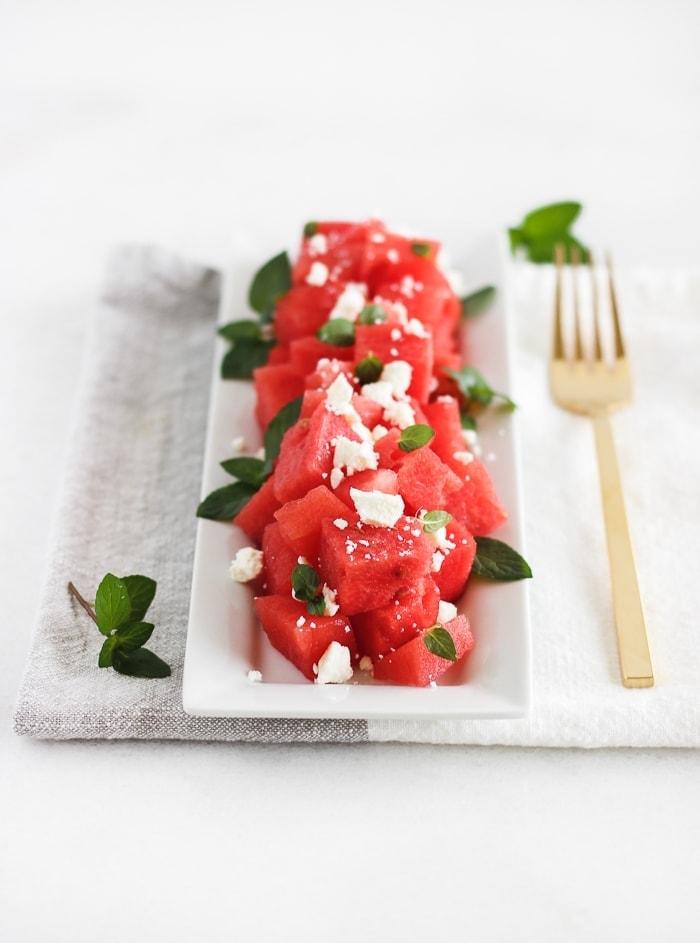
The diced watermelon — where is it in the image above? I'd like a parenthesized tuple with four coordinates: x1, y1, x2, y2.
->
(331, 468, 399, 510)
(289, 336, 354, 375)
(260, 521, 298, 596)
(272, 407, 363, 504)
(318, 515, 434, 615)
(354, 322, 434, 403)
(274, 284, 340, 345)
(429, 518, 477, 601)
(273, 484, 350, 562)
(395, 445, 464, 516)
(351, 578, 440, 660)
(253, 362, 305, 430)
(443, 457, 508, 536)
(254, 594, 358, 681)
(372, 614, 474, 686)
(232, 476, 281, 546)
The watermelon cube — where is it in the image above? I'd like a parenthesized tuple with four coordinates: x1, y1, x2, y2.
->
(273, 484, 350, 562)
(351, 578, 440, 660)
(233, 476, 281, 546)
(254, 594, 358, 681)
(372, 614, 474, 686)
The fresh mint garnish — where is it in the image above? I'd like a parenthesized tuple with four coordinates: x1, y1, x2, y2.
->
(218, 320, 276, 380)
(196, 481, 259, 521)
(303, 221, 318, 238)
(398, 424, 435, 452)
(355, 354, 383, 385)
(460, 285, 496, 319)
(248, 251, 292, 317)
(197, 397, 303, 521)
(357, 303, 387, 325)
(421, 510, 452, 534)
(317, 318, 356, 346)
(291, 563, 326, 616)
(443, 365, 516, 413)
(508, 201, 589, 263)
(410, 242, 431, 258)
(472, 537, 532, 581)
(424, 626, 457, 661)
(68, 575, 171, 678)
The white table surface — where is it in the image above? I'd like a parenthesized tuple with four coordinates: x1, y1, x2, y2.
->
(2, 1, 699, 940)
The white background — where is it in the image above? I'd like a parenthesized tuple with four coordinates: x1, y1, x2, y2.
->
(2, 1, 699, 940)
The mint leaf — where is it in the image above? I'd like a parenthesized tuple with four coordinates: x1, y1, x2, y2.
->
(398, 424, 435, 452)
(113, 620, 155, 652)
(472, 537, 532, 581)
(357, 303, 387, 325)
(355, 354, 383, 385)
(196, 482, 258, 521)
(303, 221, 318, 238)
(411, 242, 431, 258)
(291, 563, 325, 615)
(444, 365, 516, 412)
(218, 319, 266, 342)
(248, 251, 291, 316)
(460, 285, 495, 319)
(220, 456, 267, 487)
(221, 338, 275, 379)
(94, 574, 131, 636)
(263, 396, 303, 465)
(112, 647, 171, 679)
(421, 510, 452, 534)
(121, 575, 156, 623)
(317, 318, 355, 346)
(509, 201, 589, 263)
(424, 626, 457, 661)
(98, 635, 118, 668)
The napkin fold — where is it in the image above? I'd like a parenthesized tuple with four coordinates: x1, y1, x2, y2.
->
(13, 245, 700, 747)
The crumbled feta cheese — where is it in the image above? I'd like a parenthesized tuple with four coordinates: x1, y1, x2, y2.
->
(431, 550, 445, 572)
(230, 435, 246, 452)
(322, 584, 339, 616)
(247, 669, 263, 683)
(405, 318, 428, 337)
(360, 381, 394, 408)
(381, 360, 412, 398)
(314, 641, 353, 684)
(437, 600, 458, 625)
(383, 399, 415, 429)
(328, 282, 367, 321)
(330, 468, 344, 489)
(333, 518, 348, 530)
(350, 488, 405, 527)
(454, 450, 474, 465)
(359, 655, 374, 672)
(296, 615, 306, 627)
(332, 435, 378, 476)
(371, 424, 388, 440)
(306, 261, 328, 286)
(387, 249, 399, 263)
(308, 232, 328, 255)
(229, 547, 264, 582)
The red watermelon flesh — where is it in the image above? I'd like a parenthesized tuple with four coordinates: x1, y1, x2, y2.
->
(273, 484, 350, 563)
(254, 594, 358, 681)
(372, 614, 474, 686)
(260, 522, 298, 596)
(233, 476, 281, 546)
(351, 577, 440, 661)
(429, 518, 477, 601)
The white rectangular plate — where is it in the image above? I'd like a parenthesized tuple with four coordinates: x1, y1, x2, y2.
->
(183, 234, 531, 719)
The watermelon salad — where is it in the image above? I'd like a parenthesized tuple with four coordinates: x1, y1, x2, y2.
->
(198, 219, 531, 687)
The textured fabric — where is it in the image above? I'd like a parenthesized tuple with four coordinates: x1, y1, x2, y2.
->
(13, 247, 700, 746)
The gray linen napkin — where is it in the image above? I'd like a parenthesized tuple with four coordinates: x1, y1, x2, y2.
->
(13, 245, 700, 746)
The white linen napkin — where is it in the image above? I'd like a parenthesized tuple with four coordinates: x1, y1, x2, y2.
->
(13, 244, 700, 746)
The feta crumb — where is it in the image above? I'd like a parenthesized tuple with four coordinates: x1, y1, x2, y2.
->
(333, 435, 378, 476)
(371, 424, 388, 440)
(431, 550, 445, 572)
(351, 488, 405, 528)
(314, 641, 353, 684)
(383, 399, 415, 429)
(437, 600, 458, 624)
(229, 547, 264, 582)
(247, 669, 263, 683)
(333, 518, 348, 530)
(361, 380, 394, 408)
(405, 318, 428, 337)
(387, 249, 399, 263)
(296, 615, 306, 627)
(306, 261, 329, 286)
(329, 282, 367, 321)
(308, 232, 328, 255)
(381, 360, 412, 398)
(230, 435, 246, 452)
(322, 584, 339, 616)
(359, 655, 374, 672)
(454, 450, 474, 465)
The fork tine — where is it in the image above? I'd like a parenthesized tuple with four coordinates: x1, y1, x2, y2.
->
(570, 244, 585, 361)
(588, 249, 604, 361)
(553, 243, 566, 359)
(606, 252, 626, 358)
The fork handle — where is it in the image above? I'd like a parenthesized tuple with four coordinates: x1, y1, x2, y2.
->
(592, 414, 654, 688)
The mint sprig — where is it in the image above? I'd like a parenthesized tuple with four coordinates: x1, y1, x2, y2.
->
(248, 251, 292, 318)
(398, 424, 435, 452)
(291, 564, 326, 616)
(196, 396, 303, 521)
(472, 537, 532, 581)
(68, 575, 171, 678)
(460, 285, 495, 319)
(508, 201, 589, 263)
(420, 510, 452, 534)
(219, 320, 275, 380)
(424, 626, 457, 661)
(443, 365, 516, 416)
(317, 318, 355, 346)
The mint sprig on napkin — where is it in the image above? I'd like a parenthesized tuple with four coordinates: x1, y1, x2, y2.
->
(509, 201, 589, 263)
(68, 574, 171, 678)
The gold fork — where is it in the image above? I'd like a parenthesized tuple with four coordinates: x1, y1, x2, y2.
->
(550, 244, 654, 688)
